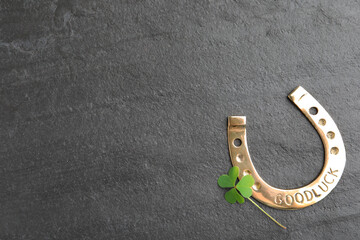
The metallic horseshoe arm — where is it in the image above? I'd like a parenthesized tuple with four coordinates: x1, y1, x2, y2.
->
(228, 86, 346, 210)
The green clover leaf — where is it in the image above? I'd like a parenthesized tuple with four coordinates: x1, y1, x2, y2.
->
(217, 166, 239, 188)
(236, 175, 255, 198)
(225, 188, 245, 204)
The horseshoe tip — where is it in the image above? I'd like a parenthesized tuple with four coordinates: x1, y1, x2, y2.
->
(228, 116, 246, 126)
(288, 86, 307, 103)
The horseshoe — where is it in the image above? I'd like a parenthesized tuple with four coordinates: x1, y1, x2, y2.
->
(228, 86, 346, 210)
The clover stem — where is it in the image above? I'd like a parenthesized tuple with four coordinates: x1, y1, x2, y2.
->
(247, 197, 287, 229)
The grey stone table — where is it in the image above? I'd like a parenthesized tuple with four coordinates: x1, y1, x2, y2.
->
(1, 1, 360, 239)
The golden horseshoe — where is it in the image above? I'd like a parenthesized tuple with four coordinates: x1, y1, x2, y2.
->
(228, 86, 346, 209)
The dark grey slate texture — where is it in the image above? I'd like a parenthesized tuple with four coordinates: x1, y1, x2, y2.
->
(1, 0, 360, 239)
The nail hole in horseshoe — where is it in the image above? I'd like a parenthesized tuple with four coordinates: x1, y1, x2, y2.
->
(319, 119, 326, 126)
(309, 107, 318, 115)
(233, 138, 242, 147)
(253, 182, 261, 191)
(327, 131, 335, 139)
(243, 169, 251, 175)
(330, 147, 339, 155)
(236, 154, 243, 162)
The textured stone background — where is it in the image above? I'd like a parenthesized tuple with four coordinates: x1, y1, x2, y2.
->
(1, 0, 360, 239)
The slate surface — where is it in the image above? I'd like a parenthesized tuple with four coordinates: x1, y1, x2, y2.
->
(1, 0, 360, 239)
